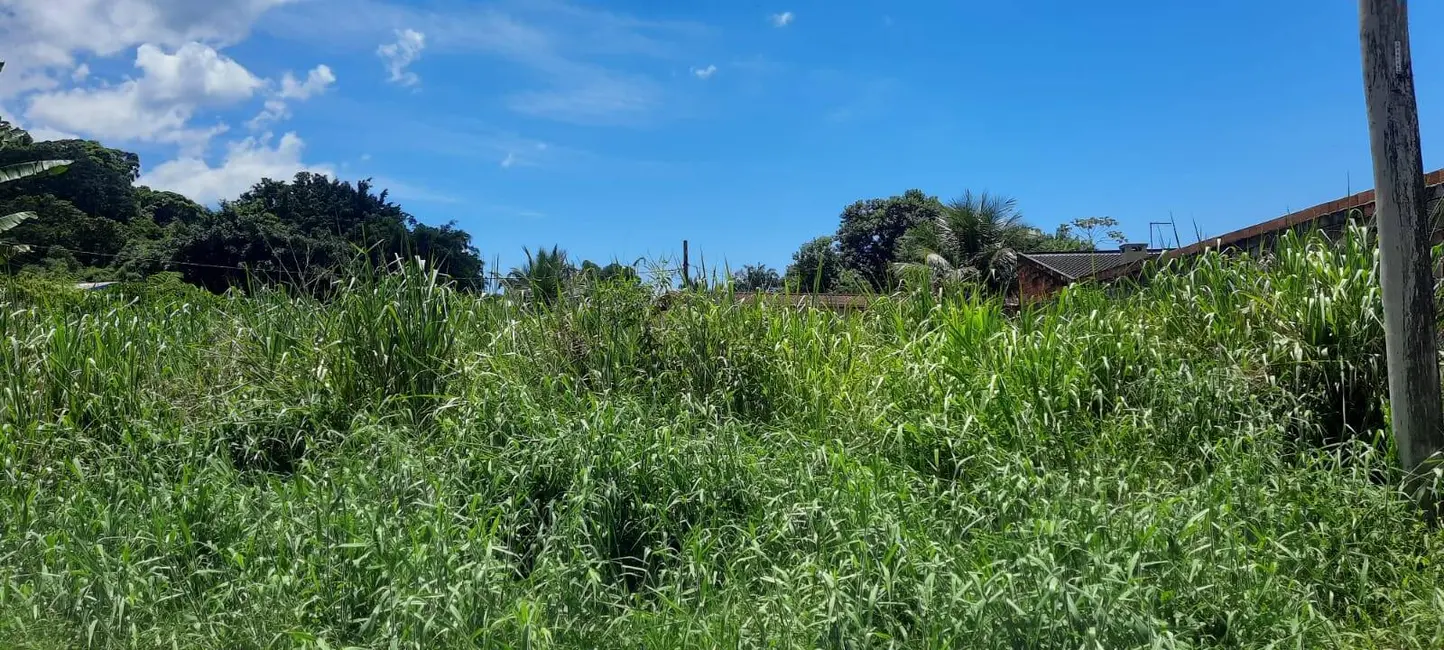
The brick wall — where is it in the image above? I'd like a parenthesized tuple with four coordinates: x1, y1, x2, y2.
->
(1017, 258, 1068, 305)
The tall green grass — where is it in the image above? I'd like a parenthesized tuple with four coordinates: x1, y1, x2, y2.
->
(2, 227, 1442, 648)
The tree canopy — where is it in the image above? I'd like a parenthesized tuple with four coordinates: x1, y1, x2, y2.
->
(0, 117, 74, 264)
(732, 264, 782, 292)
(834, 189, 945, 290)
(785, 236, 847, 293)
(0, 123, 485, 291)
(793, 188, 1093, 295)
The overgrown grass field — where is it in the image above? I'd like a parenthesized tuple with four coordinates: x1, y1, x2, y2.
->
(3, 229, 1443, 648)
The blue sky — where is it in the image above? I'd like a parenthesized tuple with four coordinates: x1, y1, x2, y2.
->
(4, 0, 1443, 276)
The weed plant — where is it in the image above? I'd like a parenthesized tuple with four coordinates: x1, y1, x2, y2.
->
(2, 229, 1442, 648)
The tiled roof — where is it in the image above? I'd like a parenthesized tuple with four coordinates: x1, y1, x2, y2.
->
(1159, 168, 1444, 263)
(1018, 251, 1161, 281)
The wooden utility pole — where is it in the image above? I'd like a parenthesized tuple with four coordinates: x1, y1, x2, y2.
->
(681, 239, 690, 289)
(1359, 0, 1443, 506)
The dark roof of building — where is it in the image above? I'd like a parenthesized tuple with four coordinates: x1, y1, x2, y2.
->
(1017, 250, 1162, 281)
(1159, 167, 1444, 263)
(1088, 167, 1444, 284)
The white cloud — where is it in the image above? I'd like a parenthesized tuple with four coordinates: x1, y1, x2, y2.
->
(134, 42, 264, 104)
(137, 132, 333, 203)
(770, 11, 794, 27)
(377, 28, 425, 86)
(505, 71, 659, 125)
(500, 152, 517, 168)
(0, 0, 296, 97)
(23, 42, 259, 151)
(264, 1, 702, 124)
(247, 98, 290, 129)
(279, 64, 335, 99)
(27, 125, 82, 142)
(691, 64, 717, 80)
(26, 86, 214, 150)
(71, 64, 90, 81)
(248, 64, 335, 129)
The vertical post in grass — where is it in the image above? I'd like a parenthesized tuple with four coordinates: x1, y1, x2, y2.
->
(682, 239, 691, 289)
(1359, 0, 1443, 511)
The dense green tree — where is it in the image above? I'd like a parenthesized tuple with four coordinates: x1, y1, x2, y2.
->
(0, 115, 73, 263)
(579, 260, 641, 285)
(164, 200, 330, 291)
(136, 187, 209, 227)
(405, 221, 485, 289)
(0, 195, 121, 269)
(785, 236, 844, 293)
(0, 139, 137, 224)
(1, 100, 485, 290)
(732, 263, 781, 292)
(834, 189, 945, 289)
(1034, 224, 1094, 251)
(162, 173, 486, 291)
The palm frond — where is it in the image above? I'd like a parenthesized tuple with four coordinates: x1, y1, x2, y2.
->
(0, 159, 72, 184)
(924, 252, 955, 272)
(0, 211, 37, 233)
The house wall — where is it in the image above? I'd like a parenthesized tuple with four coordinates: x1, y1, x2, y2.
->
(1017, 260, 1067, 305)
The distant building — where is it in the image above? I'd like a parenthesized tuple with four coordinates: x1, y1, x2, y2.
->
(1021, 168, 1444, 303)
(1139, 168, 1444, 267)
(1017, 244, 1160, 305)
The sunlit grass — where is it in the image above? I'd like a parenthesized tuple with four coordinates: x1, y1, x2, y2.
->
(2, 228, 1442, 648)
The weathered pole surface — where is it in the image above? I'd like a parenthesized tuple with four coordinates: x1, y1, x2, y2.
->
(1359, 0, 1443, 509)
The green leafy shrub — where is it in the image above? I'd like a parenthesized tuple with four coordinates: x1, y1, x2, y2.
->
(1, 230, 1441, 649)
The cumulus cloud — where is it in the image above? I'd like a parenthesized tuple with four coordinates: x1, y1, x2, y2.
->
(249, 64, 335, 128)
(0, 0, 296, 97)
(247, 98, 290, 130)
(691, 64, 716, 80)
(137, 132, 333, 203)
(133, 42, 264, 104)
(377, 29, 425, 87)
(24, 42, 260, 151)
(279, 64, 335, 100)
(770, 11, 794, 27)
(71, 64, 90, 81)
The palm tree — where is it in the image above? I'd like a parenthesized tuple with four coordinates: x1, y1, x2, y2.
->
(893, 191, 1037, 293)
(0, 121, 72, 262)
(506, 245, 573, 306)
